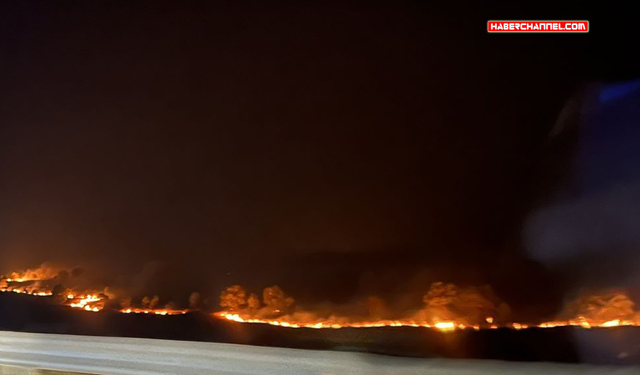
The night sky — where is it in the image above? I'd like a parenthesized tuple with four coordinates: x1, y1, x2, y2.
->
(0, 3, 637, 310)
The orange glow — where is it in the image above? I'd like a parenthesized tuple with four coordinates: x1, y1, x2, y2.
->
(0, 277, 54, 297)
(0, 287, 53, 296)
(216, 312, 478, 331)
(434, 321, 455, 331)
(1, 267, 191, 316)
(120, 308, 189, 316)
(1, 276, 190, 316)
(4, 266, 640, 330)
(213, 285, 640, 331)
(2, 264, 61, 283)
(216, 311, 640, 331)
(66, 294, 105, 312)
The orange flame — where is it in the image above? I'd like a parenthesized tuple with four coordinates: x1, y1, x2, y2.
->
(215, 286, 640, 331)
(120, 308, 189, 316)
(4, 266, 640, 331)
(1, 268, 189, 316)
(65, 293, 105, 312)
(1, 278, 54, 297)
(215, 311, 640, 331)
(0, 288, 53, 296)
(2, 263, 60, 283)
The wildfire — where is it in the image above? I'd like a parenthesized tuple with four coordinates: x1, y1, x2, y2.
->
(4, 264, 640, 332)
(538, 318, 632, 329)
(65, 293, 105, 312)
(216, 312, 450, 329)
(1, 265, 189, 316)
(1, 277, 54, 297)
(215, 284, 640, 332)
(216, 311, 640, 331)
(1, 263, 72, 299)
(0, 288, 53, 296)
(120, 308, 189, 316)
(2, 263, 61, 283)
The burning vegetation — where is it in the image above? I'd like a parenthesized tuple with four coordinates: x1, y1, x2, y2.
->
(120, 295, 189, 315)
(1, 263, 190, 315)
(216, 283, 510, 330)
(539, 290, 640, 328)
(3, 263, 640, 331)
(216, 283, 640, 331)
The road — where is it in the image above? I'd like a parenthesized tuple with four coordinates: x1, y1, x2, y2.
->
(0, 331, 638, 374)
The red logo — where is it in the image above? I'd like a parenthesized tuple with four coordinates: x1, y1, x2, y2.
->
(488, 21, 589, 33)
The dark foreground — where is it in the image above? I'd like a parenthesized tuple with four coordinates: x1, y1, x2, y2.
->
(4, 331, 637, 375)
(1, 294, 638, 365)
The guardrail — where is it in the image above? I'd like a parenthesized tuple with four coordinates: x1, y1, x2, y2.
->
(0, 331, 638, 375)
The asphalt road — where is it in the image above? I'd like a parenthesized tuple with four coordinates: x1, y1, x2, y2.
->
(0, 331, 638, 375)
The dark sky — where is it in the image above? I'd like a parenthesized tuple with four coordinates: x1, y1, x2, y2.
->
(0, 3, 637, 304)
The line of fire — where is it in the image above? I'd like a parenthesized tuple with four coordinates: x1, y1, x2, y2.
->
(2, 263, 639, 331)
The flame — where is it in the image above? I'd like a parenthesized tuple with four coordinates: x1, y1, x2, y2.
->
(1, 264, 64, 298)
(0, 278, 105, 312)
(1, 278, 54, 297)
(216, 311, 640, 331)
(538, 317, 632, 329)
(1, 266, 193, 316)
(216, 311, 471, 331)
(0, 287, 53, 296)
(215, 283, 510, 331)
(120, 308, 189, 316)
(215, 286, 640, 331)
(217, 312, 450, 330)
(2, 264, 61, 283)
(434, 321, 455, 331)
(4, 265, 640, 331)
(66, 294, 105, 312)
